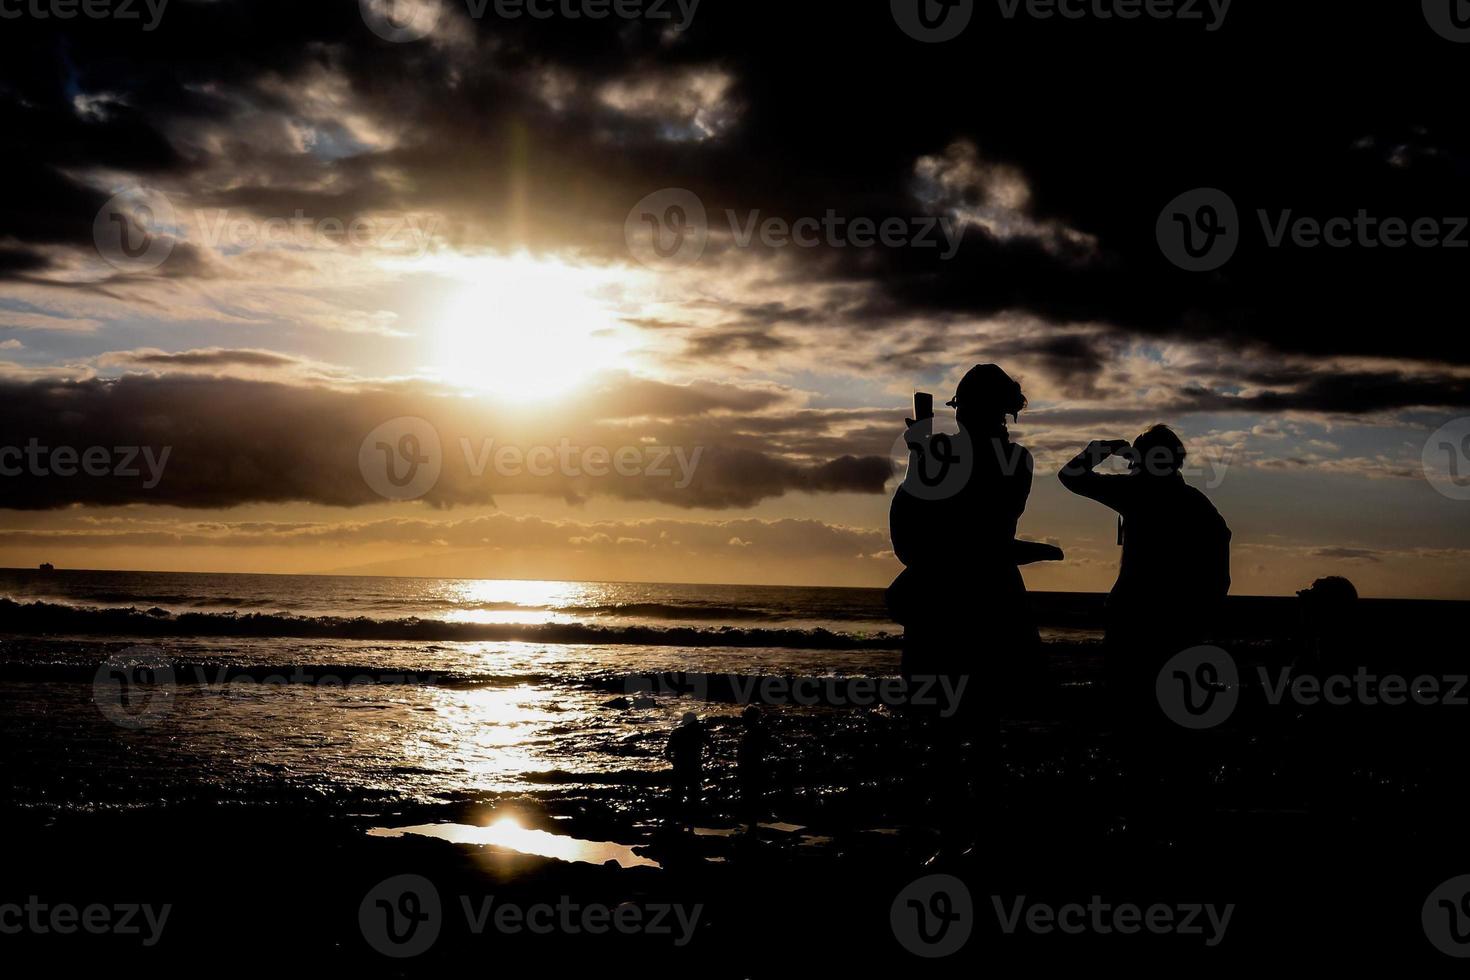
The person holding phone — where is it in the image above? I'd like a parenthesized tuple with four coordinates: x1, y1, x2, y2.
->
(887, 363, 1061, 857)
(888, 363, 1064, 670)
(890, 365, 1062, 580)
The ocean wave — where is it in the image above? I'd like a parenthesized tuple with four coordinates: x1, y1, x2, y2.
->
(6, 590, 288, 610)
(0, 598, 900, 650)
(569, 601, 781, 621)
(0, 658, 536, 688)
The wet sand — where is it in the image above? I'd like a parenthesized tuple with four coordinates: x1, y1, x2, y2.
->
(3, 634, 1466, 971)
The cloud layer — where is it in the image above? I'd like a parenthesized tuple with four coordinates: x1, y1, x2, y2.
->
(0, 372, 890, 509)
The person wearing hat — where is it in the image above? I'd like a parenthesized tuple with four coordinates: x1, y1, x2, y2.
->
(888, 363, 1061, 691)
(887, 363, 1061, 857)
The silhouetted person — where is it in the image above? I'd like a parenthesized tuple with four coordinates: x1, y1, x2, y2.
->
(887, 364, 1061, 855)
(1287, 576, 1377, 821)
(889, 364, 1062, 697)
(664, 711, 707, 821)
(1294, 576, 1360, 676)
(1059, 425, 1231, 715)
(737, 705, 772, 828)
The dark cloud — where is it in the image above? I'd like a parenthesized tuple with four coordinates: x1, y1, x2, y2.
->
(683, 329, 795, 358)
(0, 247, 50, 276)
(106, 348, 305, 369)
(1, 1, 1465, 397)
(1178, 369, 1470, 415)
(980, 332, 1114, 399)
(1018, 363, 1470, 423)
(0, 513, 891, 561)
(0, 373, 891, 510)
(1312, 547, 1384, 563)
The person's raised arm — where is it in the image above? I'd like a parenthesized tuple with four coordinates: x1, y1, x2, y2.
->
(1058, 439, 1134, 510)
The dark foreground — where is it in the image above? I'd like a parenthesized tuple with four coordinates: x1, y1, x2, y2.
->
(3, 632, 1468, 974)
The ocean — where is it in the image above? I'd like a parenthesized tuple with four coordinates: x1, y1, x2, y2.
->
(0, 569, 916, 814)
(1, 568, 1458, 817)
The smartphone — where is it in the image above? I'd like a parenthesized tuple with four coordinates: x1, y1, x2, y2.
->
(913, 392, 934, 421)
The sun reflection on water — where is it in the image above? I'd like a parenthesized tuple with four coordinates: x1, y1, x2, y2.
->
(368, 814, 660, 869)
(435, 579, 618, 626)
(397, 685, 572, 782)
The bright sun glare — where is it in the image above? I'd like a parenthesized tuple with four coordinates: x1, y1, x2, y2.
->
(430, 255, 639, 400)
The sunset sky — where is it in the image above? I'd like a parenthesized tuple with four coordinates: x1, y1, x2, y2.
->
(2, 1, 1468, 597)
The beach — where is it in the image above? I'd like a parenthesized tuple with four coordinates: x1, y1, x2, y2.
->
(1, 568, 1467, 971)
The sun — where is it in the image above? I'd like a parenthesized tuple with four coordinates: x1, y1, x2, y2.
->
(428, 254, 638, 400)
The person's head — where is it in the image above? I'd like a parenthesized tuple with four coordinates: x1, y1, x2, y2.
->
(681, 711, 699, 727)
(1298, 576, 1358, 629)
(742, 705, 763, 727)
(946, 364, 1026, 431)
(1130, 424, 1187, 477)
(1299, 576, 1359, 603)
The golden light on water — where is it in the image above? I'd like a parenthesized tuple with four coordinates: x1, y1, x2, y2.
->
(395, 686, 557, 787)
(369, 814, 660, 869)
(438, 579, 620, 626)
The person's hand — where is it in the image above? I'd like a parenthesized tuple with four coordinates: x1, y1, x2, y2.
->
(1084, 439, 1128, 460)
(903, 415, 934, 450)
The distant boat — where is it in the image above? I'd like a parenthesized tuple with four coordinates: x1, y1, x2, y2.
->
(38, 562, 54, 572)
